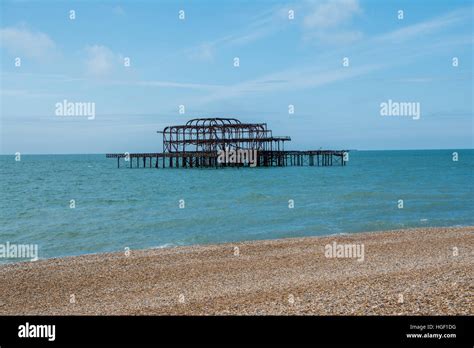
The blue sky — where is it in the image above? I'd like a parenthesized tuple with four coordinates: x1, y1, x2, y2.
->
(0, 0, 472, 154)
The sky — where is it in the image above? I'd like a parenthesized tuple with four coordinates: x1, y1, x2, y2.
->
(0, 0, 473, 154)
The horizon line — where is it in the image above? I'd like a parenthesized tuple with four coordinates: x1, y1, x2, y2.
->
(1, 148, 473, 156)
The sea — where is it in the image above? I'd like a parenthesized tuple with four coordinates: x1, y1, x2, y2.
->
(0, 150, 472, 263)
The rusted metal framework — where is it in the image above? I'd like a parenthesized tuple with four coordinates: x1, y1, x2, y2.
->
(106, 117, 348, 168)
(160, 117, 290, 153)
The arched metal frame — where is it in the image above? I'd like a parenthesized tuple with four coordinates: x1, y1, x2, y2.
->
(162, 118, 290, 154)
(107, 118, 348, 168)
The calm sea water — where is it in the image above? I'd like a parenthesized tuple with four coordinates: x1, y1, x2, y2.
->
(0, 150, 473, 262)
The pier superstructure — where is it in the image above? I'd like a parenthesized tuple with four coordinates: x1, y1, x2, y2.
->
(106, 118, 348, 168)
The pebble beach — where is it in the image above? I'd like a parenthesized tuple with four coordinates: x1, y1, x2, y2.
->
(0, 226, 472, 315)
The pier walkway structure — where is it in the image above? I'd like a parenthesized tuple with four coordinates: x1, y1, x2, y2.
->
(106, 118, 348, 168)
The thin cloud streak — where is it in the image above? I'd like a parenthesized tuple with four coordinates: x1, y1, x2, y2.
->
(196, 6, 472, 104)
(374, 7, 471, 43)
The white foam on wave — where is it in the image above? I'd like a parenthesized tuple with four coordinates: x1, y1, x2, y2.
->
(151, 243, 176, 249)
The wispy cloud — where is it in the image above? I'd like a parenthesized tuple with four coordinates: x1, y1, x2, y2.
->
(197, 6, 471, 104)
(1, 70, 222, 92)
(187, 4, 289, 61)
(84, 45, 122, 76)
(303, 0, 361, 29)
(375, 7, 471, 43)
(0, 26, 57, 60)
(302, 0, 363, 44)
(199, 63, 382, 104)
(124, 80, 222, 90)
(185, 0, 364, 62)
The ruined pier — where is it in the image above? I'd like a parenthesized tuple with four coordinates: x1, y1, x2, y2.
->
(106, 118, 348, 168)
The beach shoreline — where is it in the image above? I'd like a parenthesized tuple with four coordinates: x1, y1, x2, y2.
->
(0, 226, 472, 315)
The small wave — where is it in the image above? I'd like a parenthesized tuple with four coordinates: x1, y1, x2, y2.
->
(328, 232, 349, 236)
(150, 243, 176, 249)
